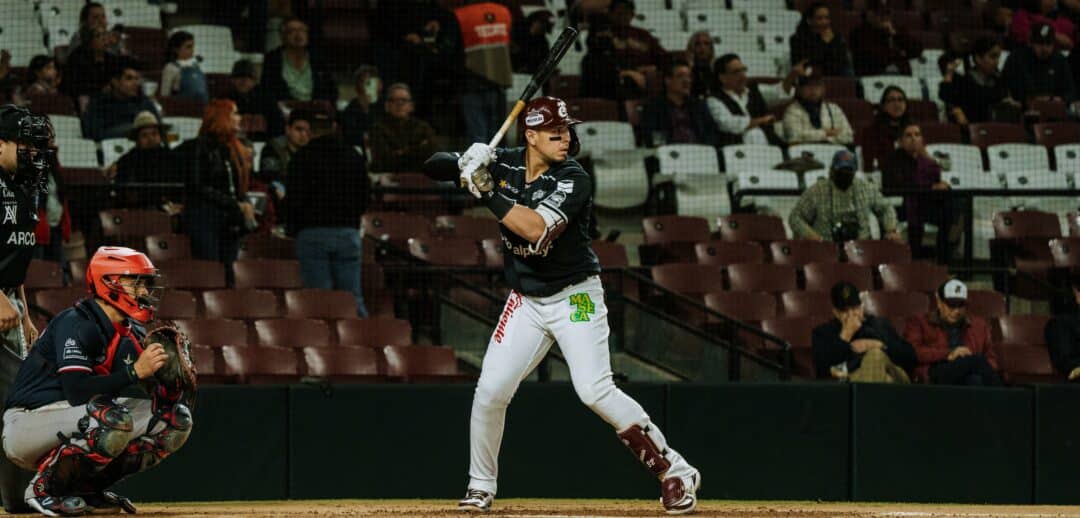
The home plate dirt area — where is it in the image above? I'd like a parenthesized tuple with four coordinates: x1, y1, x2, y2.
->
(32, 500, 1080, 517)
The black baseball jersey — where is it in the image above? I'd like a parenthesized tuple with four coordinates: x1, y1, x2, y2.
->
(0, 175, 38, 288)
(489, 147, 600, 296)
(7, 299, 142, 410)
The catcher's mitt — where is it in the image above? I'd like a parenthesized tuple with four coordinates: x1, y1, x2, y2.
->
(141, 321, 197, 409)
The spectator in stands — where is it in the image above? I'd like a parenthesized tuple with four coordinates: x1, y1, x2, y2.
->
(25, 56, 60, 96)
(83, 58, 158, 141)
(812, 281, 915, 381)
(708, 54, 801, 147)
(63, 25, 116, 99)
(224, 60, 261, 116)
(905, 279, 1002, 385)
(940, 37, 1017, 124)
(372, 0, 456, 120)
(285, 113, 370, 317)
(687, 31, 715, 99)
(34, 151, 70, 275)
(259, 17, 337, 105)
(1010, 0, 1076, 50)
(68, 2, 127, 56)
(790, 150, 901, 242)
(882, 123, 954, 261)
(849, 0, 924, 76)
(581, 14, 646, 101)
(1003, 23, 1077, 107)
(341, 65, 382, 151)
(790, 2, 852, 77)
(609, 0, 666, 72)
(177, 100, 256, 285)
(782, 68, 854, 145)
(159, 31, 209, 103)
(109, 111, 181, 213)
(641, 60, 718, 147)
(859, 86, 911, 171)
(512, 10, 554, 74)
(1046, 276, 1080, 381)
(453, 1, 514, 145)
(259, 107, 314, 201)
(369, 83, 437, 173)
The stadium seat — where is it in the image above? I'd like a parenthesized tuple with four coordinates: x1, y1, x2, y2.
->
(705, 291, 777, 323)
(761, 316, 822, 350)
(221, 345, 300, 384)
(969, 123, 1027, 148)
(576, 121, 636, 154)
(717, 214, 787, 243)
(123, 27, 167, 71)
(1050, 238, 1080, 273)
(547, 75, 580, 99)
(779, 290, 833, 319)
(769, 240, 840, 267)
(593, 240, 629, 269)
(376, 173, 446, 213)
(57, 138, 99, 168)
(157, 289, 199, 320)
(804, 262, 874, 292)
(161, 117, 201, 147)
(302, 346, 381, 382)
(101, 0, 162, 28)
(641, 215, 711, 264)
(966, 289, 1007, 318)
(49, 116, 83, 140)
(254, 318, 332, 348)
(100, 137, 135, 167)
(789, 144, 848, 165)
(993, 211, 1062, 241)
(407, 237, 483, 266)
(987, 144, 1050, 172)
(694, 241, 766, 266)
(998, 314, 1052, 346)
(284, 289, 360, 320)
(727, 263, 798, 294)
(663, 171, 733, 224)
(202, 289, 280, 320)
(906, 100, 940, 123)
(832, 98, 874, 129)
(861, 75, 923, 101)
(733, 171, 800, 220)
(157, 260, 227, 291)
(863, 291, 930, 320)
(823, 77, 858, 100)
(99, 209, 173, 245)
(362, 212, 434, 248)
(919, 122, 964, 145)
(1035, 123, 1080, 148)
(879, 262, 950, 293)
(686, 7, 743, 34)
(238, 233, 296, 260)
(337, 317, 413, 348)
(589, 149, 651, 209)
(844, 240, 913, 267)
(650, 263, 725, 298)
(382, 345, 464, 382)
(232, 259, 303, 291)
(999, 345, 1061, 384)
(174, 318, 249, 348)
(434, 216, 500, 240)
(24, 259, 64, 289)
(722, 144, 784, 173)
(157, 96, 205, 118)
(1053, 144, 1080, 174)
(909, 50, 945, 83)
(1003, 170, 1072, 212)
(34, 287, 87, 316)
(745, 9, 801, 35)
(480, 238, 504, 268)
(657, 144, 721, 174)
(26, 94, 76, 116)
(191, 345, 228, 384)
(144, 234, 191, 262)
(565, 98, 619, 121)
(927, 144, 984, 172)
(1029, 99, 1068, 122)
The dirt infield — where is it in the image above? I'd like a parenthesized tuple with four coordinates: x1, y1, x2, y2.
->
(79, 500, 1080, 517)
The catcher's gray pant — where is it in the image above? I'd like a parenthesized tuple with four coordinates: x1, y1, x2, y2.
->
(467, 276, 694, 495)
(2, 398, 155, 472)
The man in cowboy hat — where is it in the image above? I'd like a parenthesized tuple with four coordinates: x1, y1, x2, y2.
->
(107, 111, 180, 211)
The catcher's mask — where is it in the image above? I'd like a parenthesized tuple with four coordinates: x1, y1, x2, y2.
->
(86, 246, 163, 323)
(517, 96, 581, 157)
(0, 104, 56, 193)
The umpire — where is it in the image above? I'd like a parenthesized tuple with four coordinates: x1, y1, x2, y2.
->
(0, 104, 57, 512)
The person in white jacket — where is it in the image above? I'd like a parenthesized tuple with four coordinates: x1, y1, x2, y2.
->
(782, 70, 853, 145)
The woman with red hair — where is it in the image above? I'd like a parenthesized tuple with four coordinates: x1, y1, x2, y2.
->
(177, 99, 255, 284)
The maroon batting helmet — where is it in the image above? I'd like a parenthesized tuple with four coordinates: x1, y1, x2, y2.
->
(518, 96, 582, 156)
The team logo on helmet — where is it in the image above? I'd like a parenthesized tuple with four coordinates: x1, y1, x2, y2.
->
(525, 112, 545, 127)
(557, 101, 568, 118)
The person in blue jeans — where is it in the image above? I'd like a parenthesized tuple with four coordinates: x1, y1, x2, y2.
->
(159, 31, 209, 103)
(285, 112, 370, 316)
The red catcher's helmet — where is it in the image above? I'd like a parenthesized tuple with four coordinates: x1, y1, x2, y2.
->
(86, 246, 162, 323)
(518, 96, 582, 155)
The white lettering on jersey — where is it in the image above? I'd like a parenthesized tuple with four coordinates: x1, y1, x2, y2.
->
(3, 205, 15, 224)
(62, 338, 88, 361)
(502, 235, 552, 258)
(6, 232, 35, 246)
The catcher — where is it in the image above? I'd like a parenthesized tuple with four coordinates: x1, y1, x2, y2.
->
(2, 246, 195, 516)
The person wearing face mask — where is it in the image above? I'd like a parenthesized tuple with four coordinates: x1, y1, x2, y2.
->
(883, 123, 953, 260)
(905, 280, 1001, 386)
(812, 281, 915, 382)
(782, 68, 854, 145)
(1002, 23, 1077, 108)
(940, 37, 1017, 124)
(790, 2, 852, 77)
(790, 150, 902, 243)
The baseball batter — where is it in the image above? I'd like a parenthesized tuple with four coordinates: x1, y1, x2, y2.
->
(424, 97, 700, 514)
(3, 247, 190, 516)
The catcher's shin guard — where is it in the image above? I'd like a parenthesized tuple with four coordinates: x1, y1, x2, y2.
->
(617, 423, 673, 478)
(82, 401, 192, 494)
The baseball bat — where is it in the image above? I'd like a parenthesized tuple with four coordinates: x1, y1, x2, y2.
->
(487, 26, 580, 148)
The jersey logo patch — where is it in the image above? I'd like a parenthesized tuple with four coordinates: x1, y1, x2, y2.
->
(532, 190, 546, 201)
(3, 205, 15, 224)
(62, 338, 88, 361)
(569, 293, 596, 322)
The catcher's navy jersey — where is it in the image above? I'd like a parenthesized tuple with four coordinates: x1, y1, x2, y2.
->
(489, 147, 600, 296)
(7, 299, 143, 410)
(0, 175, 38, 288)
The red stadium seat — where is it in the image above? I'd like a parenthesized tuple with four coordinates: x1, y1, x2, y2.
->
(375, 174, 445, 213)
(832, 98, 874, 130)
(769, 240, 840, 268)
(238, 233, 296, 259)
(625, 99, 647, 134)
(929, 10, 983, 31)
(650, 263, 725, 298)
(641, 216, 712, 264)
(694, 241, 765, 266)
(191, 344, 230, 384)
(233, 259, 304, 291)
(254, 318, 332, 348)
(98, 209, 173, 242)
(157, 96, 205, 117)
(592, 240, 629, 268)
(1050, 238, 1080, 273)
(480, 238, 503, 268)
(762, 316, 823, 350)
(844, 240, 912, 267)
(907, 100, 940, 123)
(34, 287, 87, 316)
(547, 75, 580, 99)
(202, 289, 280, 320)
(966, 289, 1007, 318)
(221, 345, 300, 384)
(24, 259, 64, 289)
(158, 260, 226, 291)
(174, 318, 249, 348)
(998, 314, 1051, 347)
(993, 211, 1062, 242)
(705, 291, 777, 323)
(999, 345, 1062, 384)
(565, 98, 619, 121)
(407, 237, 483, 266)
(337, 317, 413, 347)
(968, 123, 1027, 148)
(362, 212, 434, 248)
(434, 215, 500, 240)
(285, 289, 359, 320)
(144, 234, 191, 262)
(717, 214, 787, 243)
(780, 291, 833, 319)
(382, 345, 465, 382)
(823, 77, 857, 100)
(728, 263, 798, 294)
(26, 94, 76, 115)
(1029, 100, 1069, 122)
(302, 346, 381, 382)
(879, 262, 950, 293)
(803, 262, 874, 292)
(863, 291, 930, 320)
(919, 122, 964, 144)
(157, 289, 199, 320)
(1035, 123, 1080, 150)
(1070, 212, 1080, 237)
